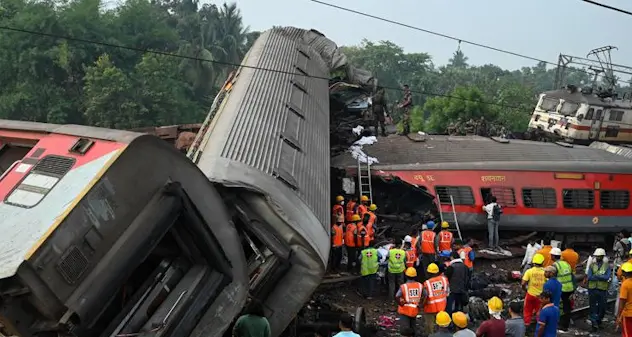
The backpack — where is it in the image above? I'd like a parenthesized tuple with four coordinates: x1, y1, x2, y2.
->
(492, 204, 503, 221)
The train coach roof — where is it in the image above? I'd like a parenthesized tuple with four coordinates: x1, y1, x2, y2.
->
(331, 135, 632, 172)
(0, 119, 141, 143)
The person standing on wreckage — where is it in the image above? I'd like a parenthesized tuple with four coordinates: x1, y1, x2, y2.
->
(419, 221, 438, 281)
(371, 86, 389, 137)
(397, 84, 413, 135)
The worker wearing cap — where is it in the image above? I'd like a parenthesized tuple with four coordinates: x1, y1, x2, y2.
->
(476, 297, 505, 337)
(452, 311, 475, 337)
(437, 221, 453, 253)
(429, 311, 452, 337)
(332, 195, 345, 224)
(420, 221, 437, 280)
(437, 250, 452, 274)
(387, 243, 407, 298)
(395, 267, 423, 335)
(522, 253, 546, 326)
(344, 215, 359, 273)
(360, 245, 380, 299)
(357, 195, 369, 217)
(616, 262, 632, 336)
(586, 247, 611, 331)
(550, 247, 575, 331)
(330, 219, 344, 273)
(364, 204, 378, 243)
(421, 263, 449, 336)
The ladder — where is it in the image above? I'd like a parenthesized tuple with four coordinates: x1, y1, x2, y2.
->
(437, 195, 462, 240)
(357, 157, 373, 203)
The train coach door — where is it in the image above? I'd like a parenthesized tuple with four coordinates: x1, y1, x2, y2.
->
(589, 108, 604, 140)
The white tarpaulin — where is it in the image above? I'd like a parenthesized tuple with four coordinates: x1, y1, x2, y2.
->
(349, 135, 378, 165)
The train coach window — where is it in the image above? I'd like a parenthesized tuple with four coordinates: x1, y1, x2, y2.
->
(586, 108, 594, 120)
(562, 189, 594, 209)
(481, 187, 516, 207)
(601, 190, 630, 209)
(522, 188, 556, 208)
(609, 110, 624, 122)
(435, 186, 475, 205)
(605, 126, 619, 138)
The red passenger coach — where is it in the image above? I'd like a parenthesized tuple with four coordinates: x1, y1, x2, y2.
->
(332, 135, 632, 233)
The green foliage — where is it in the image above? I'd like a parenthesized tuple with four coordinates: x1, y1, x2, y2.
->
(424, 86, 495, 132)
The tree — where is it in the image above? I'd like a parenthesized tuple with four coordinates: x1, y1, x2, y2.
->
(424, 86, 495, 133)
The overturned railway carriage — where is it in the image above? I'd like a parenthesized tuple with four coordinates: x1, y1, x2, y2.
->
(333, 135, 632, 234)
(0, 120, 249, 337)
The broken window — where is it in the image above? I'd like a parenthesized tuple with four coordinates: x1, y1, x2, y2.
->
(562, 189, 594, 209)
(609, 110, 624, 122)
(522, 188, 556, 208)
(435, 186, 475, 205)
(481, 187, 516, 207)
(600, 190, 630, 209)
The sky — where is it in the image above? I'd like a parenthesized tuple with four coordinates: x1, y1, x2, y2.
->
(220, 0, 632, 72)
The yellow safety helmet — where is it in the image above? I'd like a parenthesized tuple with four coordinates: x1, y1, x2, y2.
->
(427, 263, 439, 274)
(405, 267, 417, 278)
(351, 214, 361, 222)
(451, 311, 468, 328)
(435, 311, 452, 327)
(622, 262, 632, 273)
(360, 195, 369, 202)
(441, 221, 449, 229)
(488, 296, 503, 312)
(335, 195, 344, 202)
(532, 253, 545, 265)
(369, 204, 377, 211)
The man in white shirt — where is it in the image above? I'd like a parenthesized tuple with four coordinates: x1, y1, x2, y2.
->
(482, 196, 500, 249)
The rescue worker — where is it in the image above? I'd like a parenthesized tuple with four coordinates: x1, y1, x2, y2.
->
(344, 215, 359, 272)
(364, 204, 378, 244)
(522, 253, 546, 327)
(395, 267, 423, 335)
(476, 297, 505, 337)
(614, 230, 632, 268)
(616, 262, 632, 336)
(420, 221, 438, 280)
(437, 221, 453, 254)
(437, 250, 452, 274)
(355, 219, 370, 251)
(618, 249, 632, 281)
(551, 247, 575, 332)
(586, 248, 611, 331)
(345, 197, 357, 222)
(332, 195, 344, 224)
(357, 195, 369, 217)
(360, 245, 379, 299)
(452, 311, 476, 337)
(561, 243, 580, 272)
(403, 237, 418, 270)
(535, 243, 553, 267)
(397, 84, 413, 135)
(429, 311, 452, 337)
(388, 243, 407, 298)
(421, 263, 449, 336)
(455, 239, 475, 276)
(330, 220, 344, 273)
(371, 86, 389, 137)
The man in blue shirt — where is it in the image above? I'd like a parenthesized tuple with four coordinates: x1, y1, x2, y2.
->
(333, 313, 361, 337)
(543, 266, 562, 307)
(536, 290, 560, 337)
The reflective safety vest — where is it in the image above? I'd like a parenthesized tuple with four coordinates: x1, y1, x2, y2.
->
(345, 201, 357, 222)
(421, 230, 436, 254)
(459, 246, 473, 269)
(345, 223, 357, 247)
(411, 236, 419, 254)
(361, 248, 379, 276)
(388, 248, 406, 274)
(397, 282, 423, 317)
(423, 275, 448, 313)
(332, 204, 343, 217)
(438, 230, 453, 251)
(355, 224, 370, 248)
(358, 204, 368, 217)
(588, 263, 610, 291)
(405, 249, 417, 268)
(331, 224, 343, 247)
(554, 260, 575, 292)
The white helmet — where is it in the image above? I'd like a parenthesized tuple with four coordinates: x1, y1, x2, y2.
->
(593, 248, 606, 256)
(404, 235, 413, 243)
(421, 224, 428, 230)
(550, 248, 562, 256)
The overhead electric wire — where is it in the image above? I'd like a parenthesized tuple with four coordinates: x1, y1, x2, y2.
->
(0, 24, 535, 111)
(581, 0, 632, 16)
(308, 0, 632, 79)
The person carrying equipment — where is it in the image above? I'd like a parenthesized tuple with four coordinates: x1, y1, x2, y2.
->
(522, 253, 546, 327)
(345, 215, 359, 272)
(551, 247, 575, 332)
(360, 246, 380, 299)
(420, 221, 438, 280)
(586, 248, 611, 331)
(437, 221, 454, 253)
(421, 263, 449, 336)
(388, 244, 407, 298)
(395, 267, 423, 335)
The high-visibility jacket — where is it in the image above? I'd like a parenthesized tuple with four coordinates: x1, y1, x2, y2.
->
(360, 248, 379, 276)
(332, 204, 343, 217)
(355, 224, 370, 248)
(345, 223, 357, 247)
(345, 201, 357, 222)
(554, 260, 575, 292)
(405, 249, 417, 268)
(388, 248, 406, 274)
(397, 282, 423, 317)
(366, 211, 377, 240)
(420, 230, 436, 254)
(617, 258, 632, 280)
(358, 204, 368, 217)
(331, 224, 344, 247)
(411, 236, 419, 254)
(588, 263, 610, 291)
(438, 230, 453, 252)
(459, 246, 474, 269)
(423, 275, 449, 313)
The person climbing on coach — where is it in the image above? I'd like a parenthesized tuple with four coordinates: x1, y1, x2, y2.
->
(395, 267, 423, 335)
(330, 220, 344, 273)
(421, 263, 449, 336)
(387, 242, 407, 298)
(586, 248, 611, 332)
(357, 195, 369, 217)
(332, 195, 345, 225)
(344, 215, 359, 273)
(522, 253, 546, 328)
(482, 196, 501, 250)
(420, 221, 438, 280)
(437, 221, 454, 254)
(551, 247, 575, 332)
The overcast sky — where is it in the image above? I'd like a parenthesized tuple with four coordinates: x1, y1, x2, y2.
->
(222, 0, 631, 72)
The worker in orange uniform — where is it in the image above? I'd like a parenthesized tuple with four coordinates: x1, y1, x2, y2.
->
(403, 237, 418, 269)
(330, 220, 344, 273)
(345, 197, 358, 222)
(617, 249, 632, 281)
(332, 195, 345, 224)
(455, 239, 475, 274)
(355, 220, 370, 251)
(522, 253, 546, 328)
(363, 204, 378, 244)
(536, 243, 553, 267)
(437, 221, 454, 253)
(345, 215, 359, 273)
(561, 243, 580, 272)
(616, 262, 632, 336)
(420, 221, 438, 281)
(421, 263, 449, 336)
(396, 267, 423, 335)
(357, 195, 369, 217)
